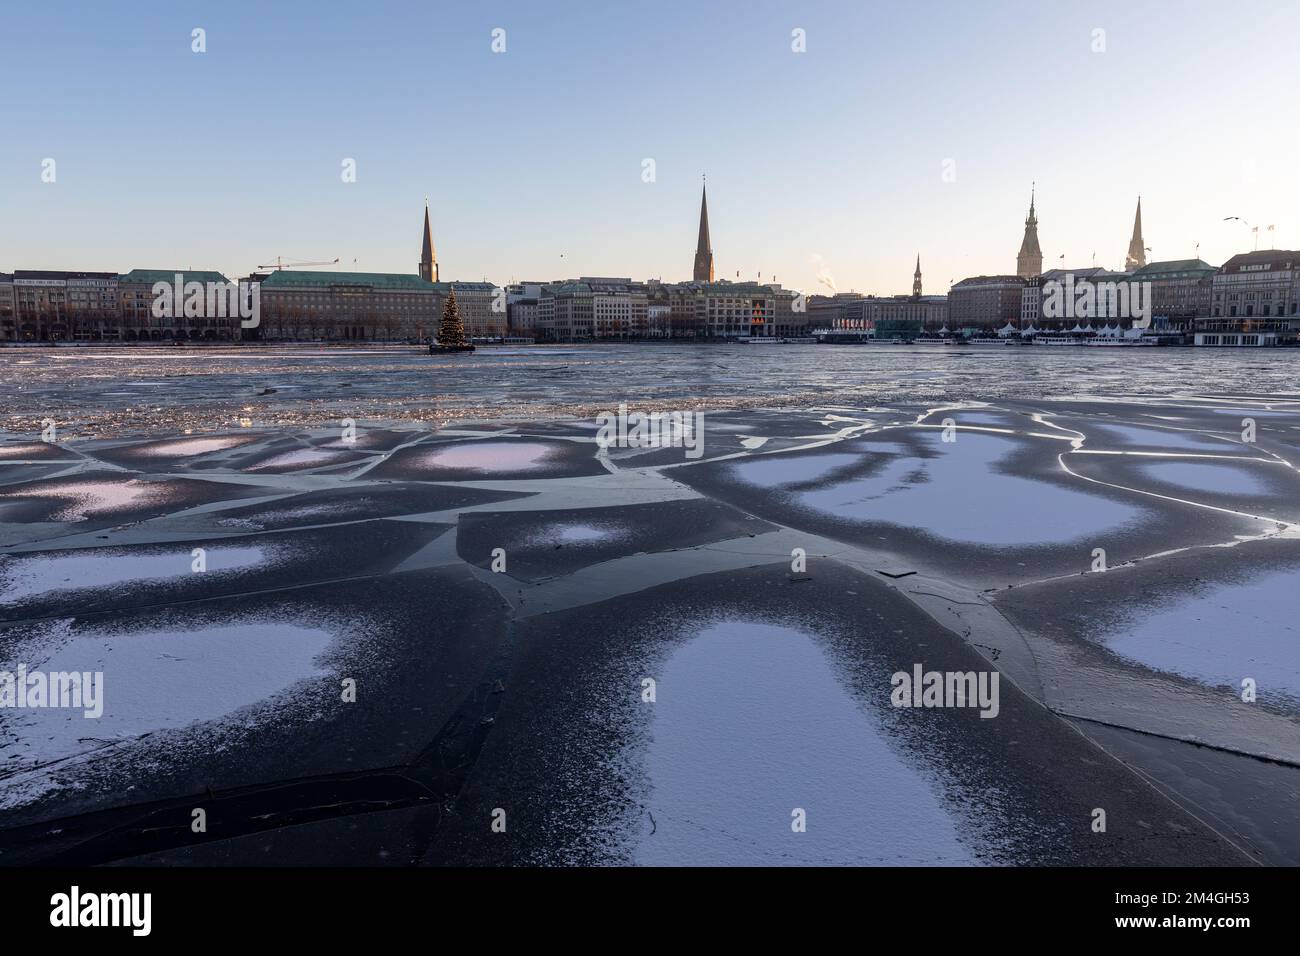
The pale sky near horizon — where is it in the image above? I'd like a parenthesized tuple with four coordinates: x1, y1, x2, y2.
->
(2, 0, 1297, 294)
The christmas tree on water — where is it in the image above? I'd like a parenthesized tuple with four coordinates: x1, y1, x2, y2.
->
(437, 288, 468, 346)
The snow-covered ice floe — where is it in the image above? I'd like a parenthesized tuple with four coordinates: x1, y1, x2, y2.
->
(733, 432, 1142, 546)
(633, 620, 980, 865)
(0, 617, 334, 811)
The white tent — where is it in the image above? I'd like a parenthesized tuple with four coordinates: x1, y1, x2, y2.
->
(1020, 324, 1038, 337)
(997, 322, 1018, 337)
(1070, 324, 1085, 334)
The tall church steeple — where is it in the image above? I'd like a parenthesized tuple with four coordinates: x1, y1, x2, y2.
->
(419, 199, 438, 283)
(693, 178, 714, 282)
(1125, 197, 1146, 271)
(1016, 183, 1043, 278)
(913, 254, 922, 298)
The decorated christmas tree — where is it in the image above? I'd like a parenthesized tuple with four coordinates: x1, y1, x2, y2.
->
(437, 288, 467, 346)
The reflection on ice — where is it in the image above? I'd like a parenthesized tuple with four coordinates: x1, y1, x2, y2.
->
(0, 479, 170, 522)
(418, 441, 559, 473)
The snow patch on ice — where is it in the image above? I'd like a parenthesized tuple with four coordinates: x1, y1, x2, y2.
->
(0, 545, 270, 602)
(0, 617, 333, 810)
(419, 441, 560, 473)
(1090, 424, 1237, 451)
(634, 619, 978, 865)
(1102, 571, 1300, 705)
(740, 433, 1140, 546)
(1135, 460, 1272, 496)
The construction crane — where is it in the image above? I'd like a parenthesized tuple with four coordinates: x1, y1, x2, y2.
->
(257, 256, 340, 271)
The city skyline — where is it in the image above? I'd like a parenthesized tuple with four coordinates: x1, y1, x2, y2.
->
(2, 0, 1297, 292)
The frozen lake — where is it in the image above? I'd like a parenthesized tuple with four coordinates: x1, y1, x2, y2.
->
(3, 343, 1300, 435)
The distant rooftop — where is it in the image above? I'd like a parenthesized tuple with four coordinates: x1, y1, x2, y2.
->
(119, 269, 231, 285)
(260, 270, 438, 291)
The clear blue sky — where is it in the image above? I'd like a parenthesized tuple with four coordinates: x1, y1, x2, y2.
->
(2, 0, 1296, 293)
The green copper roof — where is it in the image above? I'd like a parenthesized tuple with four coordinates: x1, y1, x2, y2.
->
(259, 270, 437, 291)
(1131, 259, 1217, 277)
(119, 269, 230, 285)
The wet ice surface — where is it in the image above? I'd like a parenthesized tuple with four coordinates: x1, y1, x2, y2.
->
(0, 545, 269, 601)
(737, 432, 1143, 546)
(0, 619, 332, 810)
(1102, 572, 1300, 707)
(635, 620, 975, 865)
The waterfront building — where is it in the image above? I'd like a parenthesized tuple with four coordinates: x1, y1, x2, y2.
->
(1210, 250, 1300, 320)
(0, 274, 13, 341)
(118, 269, 236, 341)
(258, 270, 440, 342)
(1123, 259, 1216, 330)
(949, 275, 1026, 330)
(10, 270, 118, 341)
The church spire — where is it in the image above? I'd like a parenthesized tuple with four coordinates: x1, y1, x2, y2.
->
(419, 198, 438, 283)
(1016, 183, 1043, 278)
(693, 178, 714, 282)
(913, 254, 922, 298)
(1125, 196, 1146, 271)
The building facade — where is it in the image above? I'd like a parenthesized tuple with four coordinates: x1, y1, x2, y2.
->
(118, 269, 238, 341)
(258, 270, 440, 341)
(1125, 259, 1216, 330)
(1210, 250, 1300, 320)
(949, 275, 1026, 330)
